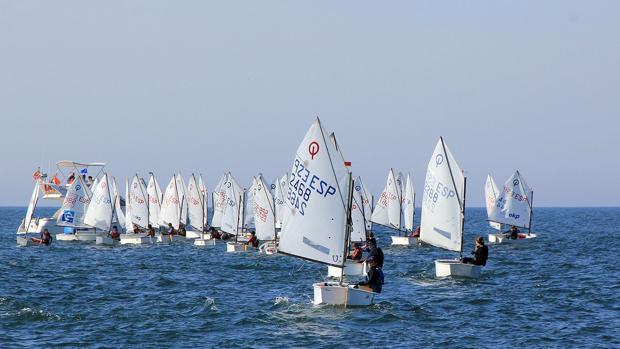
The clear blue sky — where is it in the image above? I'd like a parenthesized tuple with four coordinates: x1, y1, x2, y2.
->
(1, 1, 618, 206)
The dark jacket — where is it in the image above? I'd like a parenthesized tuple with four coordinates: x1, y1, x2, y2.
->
(360, 266, 383, 293)
(473, 245, 489, 266)
(368, 247, 384, 268)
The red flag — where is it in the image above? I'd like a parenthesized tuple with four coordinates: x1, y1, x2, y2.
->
(32, 169, 41, 180)
(52, 175, 61, 185)
(344, 161, 352, 167)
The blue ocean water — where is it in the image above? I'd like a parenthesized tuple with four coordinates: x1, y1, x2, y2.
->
(1, 207, 619, 348)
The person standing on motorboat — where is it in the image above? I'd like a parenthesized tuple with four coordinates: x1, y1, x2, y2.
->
(30, 229, 52, 245)
(245, 231, 259, 248)
(462, 236, 488, 266)
(356, 256, 383, 293)
(347, 243, 363, 261)
(109, 226, 121, 240)
(365, 240, 384, 268)
(86, 176, 94, 187)
(146, 224, 155, 237)
(67, 172, 76, 185)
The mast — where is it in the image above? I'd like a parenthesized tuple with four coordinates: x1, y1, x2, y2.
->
(528, 191, 534, 235)
(236, 192, 244, 243)
(460, 175, 467, 260)
(340, 173, 354, 285)
(106, 174, 114, 231)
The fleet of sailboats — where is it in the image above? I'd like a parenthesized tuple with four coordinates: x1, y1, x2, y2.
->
(16, 123, 539, 307)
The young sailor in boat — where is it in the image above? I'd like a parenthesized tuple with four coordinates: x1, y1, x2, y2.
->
(409, 226, 421, 238)
(209, 227, 221, 239)
(365, 240, 384, 268)
(462, 236, 488, 266)
(166, 223, 175, 235)
(30, 229, 52, 245)
(109, 226, 121, 240)
(506, 225, 521, 240)
(146, 224, 155, 237)
(245, 231, 259, 248)
(178, 224, 186, 237)
(356, 256, 383, 293)
(132, 224, 144, 234)
(347, 243, 363, 261)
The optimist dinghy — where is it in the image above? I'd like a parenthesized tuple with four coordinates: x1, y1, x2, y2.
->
(419, 137, 482, 278)
(279, 118, 376, 306)
(486, 171, 537, 244)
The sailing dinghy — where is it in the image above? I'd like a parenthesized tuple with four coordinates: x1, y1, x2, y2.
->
(119, 175, 153, 245)
(486, 171, 536, 243)
(222, 173, 248, 252)
(157, 174, 185, 243)
(371, 169, 410, 245)
(279, 118, 376, 306)
(16, 182, 41, 246)
(84, 174, 119, 246)
(420, 137, 482, 278)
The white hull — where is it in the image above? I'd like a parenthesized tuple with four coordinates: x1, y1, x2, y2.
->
(96, 236, 119, 246)
(194, 238, 216, 246)
(76, 232, 105, 242)
(488, 233, 537, 244)
(258, 242, 278, 255)
(435, 259, 483, 278)
(119, 234, 153, 245)
(16, 236, 35, 247)
(55, 233, 78, 241)
(390, 236, 418, 245)
(226, 242, 248, 252)
(156, 234, 185, 243)
(185, 230, 202, 239)
(327, 261, 367, 277)
(312, 282, 376, 306)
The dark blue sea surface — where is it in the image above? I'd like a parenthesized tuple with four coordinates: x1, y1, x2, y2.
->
(1, 207, 619, 348)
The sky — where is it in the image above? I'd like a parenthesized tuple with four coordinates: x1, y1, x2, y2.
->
(0, 1, 618, 207)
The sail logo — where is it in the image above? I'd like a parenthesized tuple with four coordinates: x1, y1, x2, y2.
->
(435, 154, 444, 167)
(513, 179, 520, 186)
(308, 141, 320, 159)
(61, 210, 75, 223)
(509, 213, 520, 219)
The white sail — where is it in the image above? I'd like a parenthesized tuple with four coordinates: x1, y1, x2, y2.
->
(124, 177, 132, 231)
(244, 179, 256, 229)
(495, 171, 532, 229)
(129, 175, 149, 229)
(84, 173, 114, 231)
(357, 177, 373, 232)
(419, 138, 466, 253)
(187, 174, 205, 231)
(112, 177, 125, 229)
(211, 173, 227, 228)
(252, 175, 276, 240)
(404, 173, 415, 231)
(147, 174, 162, 228)
(484, 174, 502, 230)
(274, 173, 290, 229)
(198, 174, 208, 228)
(159, 175, 180, 229)
(177, 174, 188, 226)
(350, 177, 367, 243)
(221, 178, 242, 235)
(370, 169, 402, 230)
(57, 177, 92, 227)
(23, 182, 40, 233)
(279, 118, 350, 267)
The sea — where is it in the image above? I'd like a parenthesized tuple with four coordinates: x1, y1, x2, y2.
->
(1, 207, 619, 348)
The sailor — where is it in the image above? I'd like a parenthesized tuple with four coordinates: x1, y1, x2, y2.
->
(209, 227, 221, 239)
(366, 232, 377, 246)
(166, 223, 175, 235)
(178, 224, 186, 237)
(86, 176, 94, 186)
(146, 224, 155, 237)
(30, 228, 52, 245)
(365, 240, 384, 268)
(507, 225, 520, 239)
(109, 226, 121, 240)
(356, 256, 383, 293)
(246, 231, 259, 248)
(132, 224, 144, 234)
(462, 236, 488, 266)
(67, 172, 76, 185)
(347, 243, 363, 261)
(409, 226, 421, 238)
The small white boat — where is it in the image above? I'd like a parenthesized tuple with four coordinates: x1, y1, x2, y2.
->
(156, 234, 184, 243)
(226, 241, 248, 252)
(76, 231, 106, 242)
(96, 236, 119, 246)
(56, 233, 78, 241)
(16, 235, 35, 247)
(258, 241, 278, 255)
(185, 230, 202, 239)
(420, 137, 483, 279)
(313, 282, 376, 306)
(488, 232, 537, 244)
(194, 238, 216, 246)
(435, 259, 483, 278)
(120, 234, 153, 245)
(327, 260, 367, 277)
(390, 235, 418, 245)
